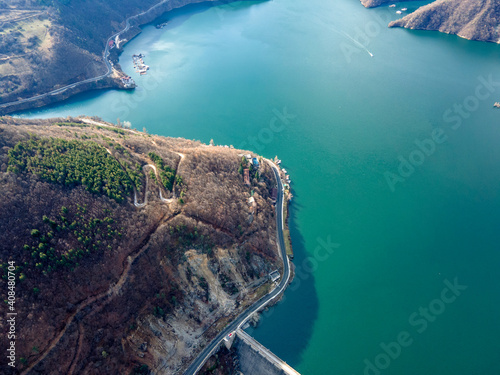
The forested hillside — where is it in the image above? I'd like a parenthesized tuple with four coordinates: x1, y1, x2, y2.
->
(0, 0, 245, 113)
(0, 117, 281, 374)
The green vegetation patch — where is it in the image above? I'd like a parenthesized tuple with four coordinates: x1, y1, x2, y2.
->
(131, 364, 150, 375)
(2, 205, 123, 277)
(168, 223, 213, 255)
(8, 136, 134, 202)
(148, 152, 179, 191)
(123, 162, 143, 191)
(239, 155, 259, 178)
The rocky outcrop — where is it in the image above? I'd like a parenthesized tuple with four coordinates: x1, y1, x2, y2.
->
(0, 117, 284, 374)
(388, 0, 500, 43)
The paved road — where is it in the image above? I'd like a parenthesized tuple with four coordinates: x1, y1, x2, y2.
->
(183, 159, 291, 375)
(134, 164, 174, 206)
(0, 0, 172, 111)
(0, 38, 113, 109)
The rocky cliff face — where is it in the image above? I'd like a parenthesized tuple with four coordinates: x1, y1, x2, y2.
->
(388, 0, 500, 43)
(0, 117, 282, 374)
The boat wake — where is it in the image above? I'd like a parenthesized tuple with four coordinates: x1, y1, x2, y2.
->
(339, 30, 374, 58)
(316, 16, 374, 58)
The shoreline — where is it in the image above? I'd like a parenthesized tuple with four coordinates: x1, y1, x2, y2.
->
(182, 158, 294, 374)
(0, 0, 250, 116)
(3, 0, 496, 116)
(363, 0, 500, 45)
(0, 115, 295, 373)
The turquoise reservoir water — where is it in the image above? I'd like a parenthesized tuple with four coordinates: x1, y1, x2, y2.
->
(18, 0, 500, 374)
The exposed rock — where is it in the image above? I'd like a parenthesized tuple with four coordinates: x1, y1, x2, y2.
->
(0, 117, 284, 374)
(388, 0, 500, 43)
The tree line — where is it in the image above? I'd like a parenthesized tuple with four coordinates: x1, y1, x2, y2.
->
(8, 136, 135, 202)
(148, 151, 179, 191)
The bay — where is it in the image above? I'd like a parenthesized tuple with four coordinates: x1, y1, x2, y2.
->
(18, 0, 500, 374)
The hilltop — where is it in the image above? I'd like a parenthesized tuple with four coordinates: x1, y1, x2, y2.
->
(0, 117, 285, 374)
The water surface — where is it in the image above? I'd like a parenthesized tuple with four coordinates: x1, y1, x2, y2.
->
(18, 0, 500, 374)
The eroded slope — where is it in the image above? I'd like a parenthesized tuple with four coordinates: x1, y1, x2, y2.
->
(0, 117, 281, 374)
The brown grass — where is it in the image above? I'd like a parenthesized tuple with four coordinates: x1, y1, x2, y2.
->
(0, 116, 282, 375)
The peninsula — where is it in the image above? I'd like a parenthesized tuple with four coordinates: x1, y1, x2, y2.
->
(2, 0, 498, 115)
(361, 0, 500, 44)
(388, 0, 500, 43)
(0, 116, 292, 374)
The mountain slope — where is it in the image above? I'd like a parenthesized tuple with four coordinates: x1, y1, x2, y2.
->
(0, 0, 247, 114)
(0, 117, 284, 374)
(388, 0, 500, 43)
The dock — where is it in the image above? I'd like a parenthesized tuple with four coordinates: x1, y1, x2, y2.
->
(132, 53, 149, 75)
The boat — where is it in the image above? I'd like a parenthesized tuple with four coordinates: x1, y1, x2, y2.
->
(132, 54, 150, 75)
(494, 102, 500, 108)
(396, 10, 402, 14)
(401, 7, 408, 11)
(137, 64, 150, 75)
(389, 4, 396, 7)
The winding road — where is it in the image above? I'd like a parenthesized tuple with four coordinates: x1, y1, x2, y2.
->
(183, 159, 291, 375)
(134, 164, 173, 207)
(134, 151, 185, 206)
(20, 210, 172, 375)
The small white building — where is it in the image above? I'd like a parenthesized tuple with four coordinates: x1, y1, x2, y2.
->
(269, 270, 281, 282)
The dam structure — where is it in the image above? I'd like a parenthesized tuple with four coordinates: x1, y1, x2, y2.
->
(225, 328, 301, 375)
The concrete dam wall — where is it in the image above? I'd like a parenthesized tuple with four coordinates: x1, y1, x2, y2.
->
(233, 329, 300, 375)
